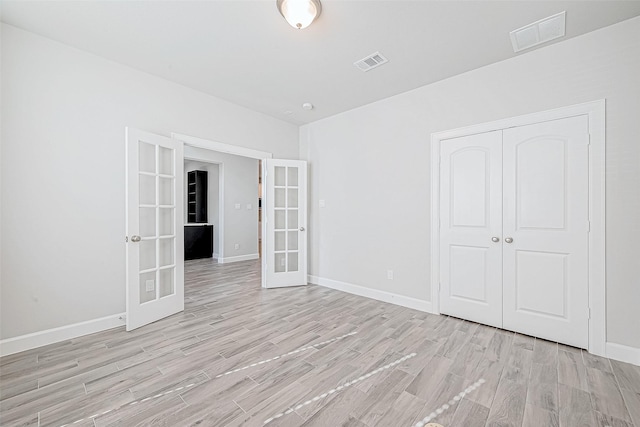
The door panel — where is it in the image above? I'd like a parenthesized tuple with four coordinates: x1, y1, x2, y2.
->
(263, 159, 307, 288)
(502, 116, 589, 348)
(515, 250, 567, 318)
(126, 128, 184, 331)
(440, 131, 503, 328)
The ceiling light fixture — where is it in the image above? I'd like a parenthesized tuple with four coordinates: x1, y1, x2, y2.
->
(276, 0, 322, 30)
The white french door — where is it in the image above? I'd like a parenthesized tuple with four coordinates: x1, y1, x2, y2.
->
(262, 159, 308, 289)
(439, 116, 590, 348)
(126, 128, 184, 331)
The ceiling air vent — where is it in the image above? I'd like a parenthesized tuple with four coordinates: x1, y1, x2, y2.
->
(354, 52, 389, 72)
(510, 11, 566, 53)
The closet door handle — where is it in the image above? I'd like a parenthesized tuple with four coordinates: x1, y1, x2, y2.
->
(131, 235, 141, 243)
(505, 237, 513, 244)
(491, 237, 500, 243)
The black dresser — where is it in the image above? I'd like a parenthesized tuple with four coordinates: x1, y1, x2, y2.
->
(184, 225, 213, 260)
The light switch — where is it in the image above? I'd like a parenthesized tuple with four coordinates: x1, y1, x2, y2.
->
(235, 203, 241, 210)
(319, 199, 326, 208)
(246, 204, 252, 210)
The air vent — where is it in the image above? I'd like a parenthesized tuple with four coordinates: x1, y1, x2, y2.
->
(354, 52, 389, 72)
(510, 11, 566, 53)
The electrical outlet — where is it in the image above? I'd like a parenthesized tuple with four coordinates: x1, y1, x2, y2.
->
(234, 243, 240, 250)
(246, 203, 252, 210)
(145, 280, 155, 292)
(235, 203, 241, 210)
(319, 199, 326, 208)
(387, 270, 394, 280)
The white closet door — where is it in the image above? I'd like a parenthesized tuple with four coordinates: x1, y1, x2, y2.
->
(502, 116, 590, 348)
(440, 131, 503, 328)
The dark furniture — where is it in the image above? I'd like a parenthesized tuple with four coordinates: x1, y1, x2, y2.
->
(184, 225, 213, 260)
(187, 170, 208, 223)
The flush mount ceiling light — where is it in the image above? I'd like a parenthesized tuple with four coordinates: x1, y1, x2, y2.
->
(276, 0, 322, 30)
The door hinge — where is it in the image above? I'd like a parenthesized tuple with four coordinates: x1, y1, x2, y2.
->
(587, 220, 591, 232)
(588, 308, 591, 319)
(125, 236, 128, 242)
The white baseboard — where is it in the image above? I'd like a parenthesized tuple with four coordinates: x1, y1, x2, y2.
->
(308, 275, 433, 313)
(217, 253, 259, 264)
(0, 313, 126, 357)
(606, 342, 640, 366)
(213, 252, 220, 259)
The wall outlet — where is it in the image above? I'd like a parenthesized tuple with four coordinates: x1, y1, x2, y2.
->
(246, 203, 252, 210)
(387, 270, 394, 280)
(145, 280, 155, 292)
(234, 243, 240, 250)
(319, 199, 326, 208)
(235, 203, 241, 210)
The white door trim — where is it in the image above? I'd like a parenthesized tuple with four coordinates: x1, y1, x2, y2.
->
(172, 133, 273, 160)
(430, 99, 606, 356)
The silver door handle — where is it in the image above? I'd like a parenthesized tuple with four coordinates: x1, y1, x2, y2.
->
(491, 237, 500, 242)
(505, 237, 513, 244)
(131, 235, 141, 242)
(299, 227, 305, 231)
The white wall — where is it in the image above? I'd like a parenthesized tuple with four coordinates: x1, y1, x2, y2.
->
(301, 17, 640, 349)
(0, 24, 298, 340)
(184, 150, 259, 261)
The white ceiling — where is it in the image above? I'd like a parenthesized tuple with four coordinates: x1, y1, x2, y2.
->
(3, 1, 640, 125)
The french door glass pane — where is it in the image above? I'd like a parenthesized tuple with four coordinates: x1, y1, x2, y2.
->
(287, 210, 298, 229)
(275, 166, 286, 186)
(158, 146, 173, 175)
(140, 208, 156, 238)
(139, 142, 155, 173)
(275, 231, 286, 251)
(139, 239, 156, 271)
(275, 210, 286, 229)
(287, 167, 298, 187)
(139, 271, 156, 303)
(139, 175, 156, 205)
(159, 268, 175, 297)
(159, 208, 174, 236)
(159, 238, 174, 267)
(159, 177, 174, 205)
(275, 188, 286, 208)
(288, 231, 298, 250)
(288, 252, 298, 272)
(275, 252, 286, 273)
(287, 188, 298, 208)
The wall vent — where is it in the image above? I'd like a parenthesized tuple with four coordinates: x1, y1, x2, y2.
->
(510, 11, 566, 53)
(354, 52, 389, 72)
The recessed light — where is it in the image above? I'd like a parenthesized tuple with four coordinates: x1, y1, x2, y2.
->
(302, 102, 314, 110)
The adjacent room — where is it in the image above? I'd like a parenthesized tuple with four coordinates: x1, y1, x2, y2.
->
(1, 1, 640, 426)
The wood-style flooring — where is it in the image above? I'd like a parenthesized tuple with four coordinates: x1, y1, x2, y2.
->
(1, 258, 639, 426)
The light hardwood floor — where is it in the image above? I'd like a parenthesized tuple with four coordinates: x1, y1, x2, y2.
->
(1, 258, 639, 427)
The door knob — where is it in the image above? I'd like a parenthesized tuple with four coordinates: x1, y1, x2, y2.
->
(505, 237, 513, 243)
(491, 237, 500, 242)
(299, 227, 305, 231)
(131, 235, 141, 242)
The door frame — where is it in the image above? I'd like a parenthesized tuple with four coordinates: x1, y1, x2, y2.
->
(430, 99, 606, 356)
(172, 133, 273, 264)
